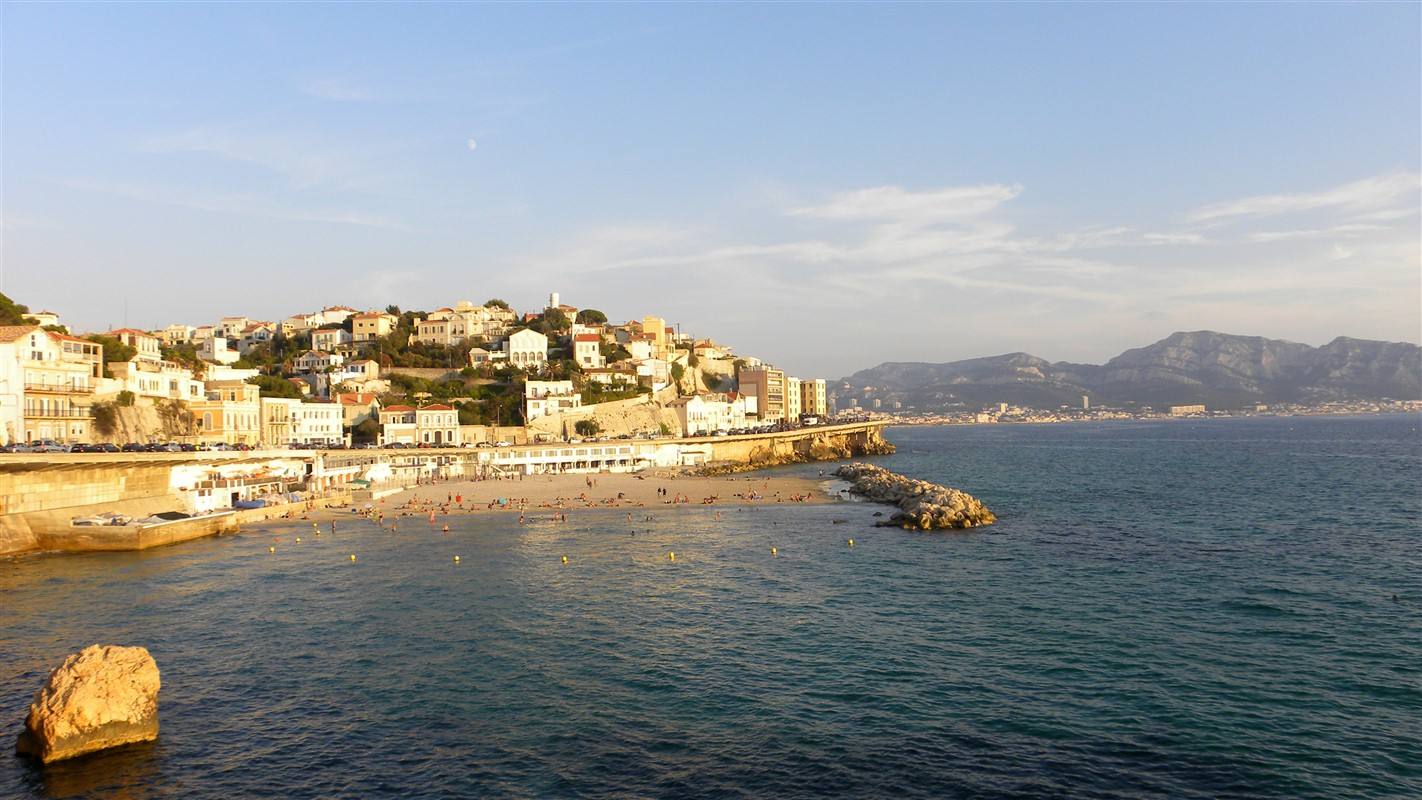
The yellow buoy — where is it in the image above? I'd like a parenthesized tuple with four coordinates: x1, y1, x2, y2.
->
(268, 546, 275, 553)
(453, 555, 461, 563)
(443, 525, 450, 532)
(771, 547, 778, 556)
(668, 551, 676, 561)
(847, 538, 855, 547)
(295, 537, 301, 543)
(561, 555, 569, 564)
(349, 554, 357, 562)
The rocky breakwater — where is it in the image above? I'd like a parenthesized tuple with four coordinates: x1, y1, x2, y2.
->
(16, 644, 161, 763)
(835, 463, 996, 530)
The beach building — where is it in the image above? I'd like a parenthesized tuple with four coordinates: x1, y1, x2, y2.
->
(507, 328, 548, 369)
(293, 350, 345, 373)
(292, 401, 344, 447)
(1169, 404, 1206, 416)
(218, 316, 250, 340)
(0, 327, 30, 444)
(311, 327, 353, 352)
(737, 365, 786, 422)
(15, 329, 102, 444)
(801, 379, 827, 417)
(336, 392, 382, 427)
(191, 380, 261, 446)
(107, 328, 163, 366)
(668, 393, 749, 435)
(573, 334, 605, 369)
(159, 324, 196, 345)
(525, 380, 581, 421)
(197, 336, 239, 365)
(106, 359, 205, 402)
(785, 377, 802, 420)
(260, 397, 300, 447)
(352, 311, 398, 343)
(379, 404, 461, 446)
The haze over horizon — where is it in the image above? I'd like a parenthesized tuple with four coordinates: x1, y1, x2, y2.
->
(3, 4, 1418, 378)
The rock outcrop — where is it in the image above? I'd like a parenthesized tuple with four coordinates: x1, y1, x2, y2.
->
(835, 463, 996, 530)
(16, 645, 161, 763)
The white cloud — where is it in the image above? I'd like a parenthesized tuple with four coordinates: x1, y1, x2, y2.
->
(1186, 171, 1421, 223)
(1247, 223, 1387, 243)
(790, 183, 1021, 224)
(62, 178, 408, 230)
(300, 78, 371, 102)
(1142, 232, 1207, 245)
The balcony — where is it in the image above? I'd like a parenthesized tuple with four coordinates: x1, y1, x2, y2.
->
(24, 408, 92, 419)
(25, 383, 94, 394)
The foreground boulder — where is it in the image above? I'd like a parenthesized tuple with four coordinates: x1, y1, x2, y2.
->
(835, 463, 996, 530)
(16, 645, 161, 763)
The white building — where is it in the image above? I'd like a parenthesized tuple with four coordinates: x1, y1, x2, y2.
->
(198, 336, 239, 365)
(379, 404, 461, 446)
(106, 360, 205, 402)
(292, 401, 344, 447)
(293, 350, 345, 373)
(668, 393, 749, 436)
(218, 316, 250, 340)
(573, 334, 605, 369)
(525, 380, 581, 421)
(311, 327, 353, 352)
(159, 324, 196, 345)
(506, 328, 548, 369)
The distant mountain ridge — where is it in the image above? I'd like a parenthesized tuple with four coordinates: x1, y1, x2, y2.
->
(837, 331, 1422, 410)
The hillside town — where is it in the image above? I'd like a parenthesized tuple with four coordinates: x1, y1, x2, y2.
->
(0, 292, 830, 450)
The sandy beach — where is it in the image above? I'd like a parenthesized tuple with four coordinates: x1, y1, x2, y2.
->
(368, 469, 833, 521)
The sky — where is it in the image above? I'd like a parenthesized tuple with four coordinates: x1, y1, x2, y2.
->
(2, 3, 1419, 378)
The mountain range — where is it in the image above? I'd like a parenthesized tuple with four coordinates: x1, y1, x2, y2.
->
(835, 331, 1422, 410)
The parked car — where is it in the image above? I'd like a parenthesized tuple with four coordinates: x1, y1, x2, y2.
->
(121, 443, 147, 452)
(31, 439, 70, 453)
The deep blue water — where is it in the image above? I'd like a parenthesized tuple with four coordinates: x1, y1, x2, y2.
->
(2, 414, 1419, 799)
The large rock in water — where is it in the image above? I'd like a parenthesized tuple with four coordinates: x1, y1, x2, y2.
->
(16, 645, 161, 763)
(835, 463, 996, 530)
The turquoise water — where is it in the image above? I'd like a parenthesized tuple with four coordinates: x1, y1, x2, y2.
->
(2, 415, 1419, 798)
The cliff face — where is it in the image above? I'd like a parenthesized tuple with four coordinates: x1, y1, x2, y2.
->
(839, 331, 1421, 409)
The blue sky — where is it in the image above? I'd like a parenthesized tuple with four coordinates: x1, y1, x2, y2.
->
(3, 3, 1418, 377)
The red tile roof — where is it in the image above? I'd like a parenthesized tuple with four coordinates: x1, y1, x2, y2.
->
(574, 334, 601, 342)
(383, 404, 415, 412)
(0, 325, 40, 343)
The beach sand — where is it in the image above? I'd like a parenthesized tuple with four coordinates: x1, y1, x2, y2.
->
(370, 469, 834, 519)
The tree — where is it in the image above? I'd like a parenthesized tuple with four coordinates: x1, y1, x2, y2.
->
(484, 298, 510, 310)
(385, 304, 401, 316)
(574, 419, 601, 437)
(247, 375, 304, 399)
(0, 292, 33, 325)
(352, 418, 380, 443)
(575, 309, 607, 325)
(83, 335, 136, 369)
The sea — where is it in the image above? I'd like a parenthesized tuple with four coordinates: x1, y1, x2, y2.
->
(2, 414, 1419, 799)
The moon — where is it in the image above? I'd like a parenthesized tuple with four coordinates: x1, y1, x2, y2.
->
(466, 138, 478, 151)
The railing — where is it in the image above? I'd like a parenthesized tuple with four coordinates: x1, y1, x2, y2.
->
(23, 408, 92, 419)
(24, 383, 93, 393)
